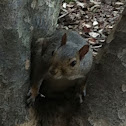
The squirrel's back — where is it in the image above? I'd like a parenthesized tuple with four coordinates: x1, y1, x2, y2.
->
(43, 30, 91, 60)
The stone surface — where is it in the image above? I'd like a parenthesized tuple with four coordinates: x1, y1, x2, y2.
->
(86, 7, 126, 126)
(0, 1, 31, 126)
(0, 0, 62, 126)
(31, 0, 62, 38)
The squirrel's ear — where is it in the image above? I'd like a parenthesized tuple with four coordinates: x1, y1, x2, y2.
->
(61, 33, 67, 46)
(79, 45, 89, 60)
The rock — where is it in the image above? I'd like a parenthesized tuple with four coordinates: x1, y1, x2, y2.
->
(86, 7, 126, 126)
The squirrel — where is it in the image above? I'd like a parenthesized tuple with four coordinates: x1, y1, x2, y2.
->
(27, 30, 93, 104)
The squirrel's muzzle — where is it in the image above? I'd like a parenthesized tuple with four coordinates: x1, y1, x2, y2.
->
(49, 68, 58, 75)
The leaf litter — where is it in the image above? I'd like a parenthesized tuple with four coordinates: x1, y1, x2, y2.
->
(58, 0, 125, 56)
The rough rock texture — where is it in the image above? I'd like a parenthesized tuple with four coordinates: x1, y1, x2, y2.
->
(0, 0, 62, 126)
(0, 1, 31, 126)
(86, 7, 126, 126)
(31, 0, 62, 38)
(32, 6, 126, 126)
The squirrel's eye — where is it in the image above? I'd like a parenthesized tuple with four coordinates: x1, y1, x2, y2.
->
(70, 60, 77, 67)
(52, 51, 54, 56)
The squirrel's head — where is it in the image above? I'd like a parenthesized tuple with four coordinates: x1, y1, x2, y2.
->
(48, 33, 89, 80)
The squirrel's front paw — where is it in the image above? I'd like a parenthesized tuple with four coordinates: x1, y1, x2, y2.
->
(26, 88, 45, 107)
(26, 89, 37, 107)
(78, 94, 83, 104)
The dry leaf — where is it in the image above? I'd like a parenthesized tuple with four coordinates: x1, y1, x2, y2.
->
(83, 26, 91, 33)
(89, 32, 100, 38)
(82, 23, 92, 28)
(63, 3, 67, 9)
(93, 20, 98, 26)
(58, 0, 124, 57)
(115, 2, 124, 6)
(88, 38, 96, 44)
(76, 1, 87, 8)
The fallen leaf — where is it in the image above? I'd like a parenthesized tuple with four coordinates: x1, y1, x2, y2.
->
(99, 39, 105, 43)
(76, 1, 87, 8)
(88, 38, 96, 44)
(115, 2, 124, 6)
(63, 2, 67, 9)
(89, 32, 100, 38)
(83, 26, 91, 33)
(82, 23, 92, 28)
(93, 20, 98, 26)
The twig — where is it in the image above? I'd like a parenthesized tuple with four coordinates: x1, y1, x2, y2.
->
(58, 12, 69, 19)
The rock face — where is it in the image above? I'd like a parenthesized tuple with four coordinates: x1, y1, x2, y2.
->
(33, 7, 126, 126)
(86, 8, 126, 126)
(31, 0, 62, 38)
(0, 1, 31, 126)
(0, 0, 61, 126)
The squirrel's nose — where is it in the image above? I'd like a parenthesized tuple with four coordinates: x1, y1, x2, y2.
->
(49, 69, 58, 75)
